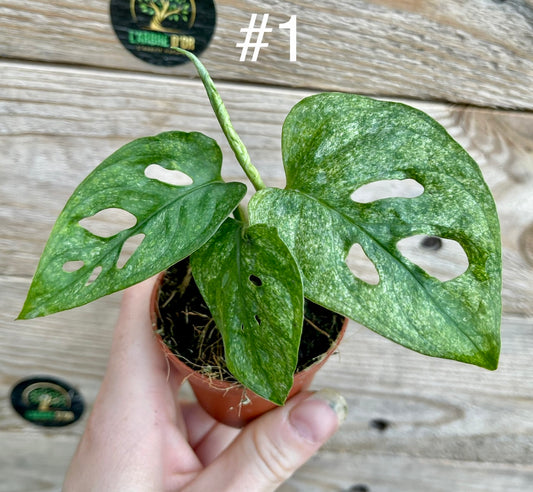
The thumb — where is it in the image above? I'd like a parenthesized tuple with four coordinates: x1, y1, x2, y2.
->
(185, 389, 347, 492)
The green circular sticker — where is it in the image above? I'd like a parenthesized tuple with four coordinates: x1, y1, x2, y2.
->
(10, 376, 84, 427)
(110, 0, 216, 66)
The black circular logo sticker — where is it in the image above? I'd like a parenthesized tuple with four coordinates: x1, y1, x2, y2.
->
(10, 376, 84, 427)
(110, 0, 216, 66)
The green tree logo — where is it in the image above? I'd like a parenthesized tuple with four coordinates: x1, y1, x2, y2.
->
(28, 387, 69, 410)
(23, 383, 71, 410)
(136, 0, 195, 32)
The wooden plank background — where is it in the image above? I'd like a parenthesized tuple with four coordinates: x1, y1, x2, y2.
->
(1, 1, 532, 491)
(0, 0, 532, 108)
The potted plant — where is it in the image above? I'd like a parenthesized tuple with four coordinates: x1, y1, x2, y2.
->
(18, 50, 502, 427)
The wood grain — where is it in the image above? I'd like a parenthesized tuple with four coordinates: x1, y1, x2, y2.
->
(280, 452, 533, 492)
(0, 0, 531, 109)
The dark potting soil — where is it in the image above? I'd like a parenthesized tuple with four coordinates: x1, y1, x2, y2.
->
(156, 257, 345, 382)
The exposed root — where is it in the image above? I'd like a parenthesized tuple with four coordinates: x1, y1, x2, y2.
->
(305, 316, 332, 339)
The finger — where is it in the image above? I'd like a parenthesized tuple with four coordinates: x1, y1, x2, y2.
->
(102, 277, 188, 431)
(181, 401, 241, 465)
(184, 389, 347, 492)
(113, 275, 158, 346)
(108, 276, 169, 379)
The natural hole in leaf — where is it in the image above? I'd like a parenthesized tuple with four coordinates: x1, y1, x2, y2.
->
(85, 266, 102, 286)
(62, 260, 84, 273)
(346, 243, 380, 285)
(249, 274, 263, 287)
(397, 235, 469, 281)
(351, 179, 424, 203)
(117, 234, 145, 269)
(255, 315, 262, 325)
(79, 208, 137, 238)
(145, 164, 193, 186)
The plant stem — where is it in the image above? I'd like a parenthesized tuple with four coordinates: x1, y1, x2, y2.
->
(173, 48, 266, 192)
(233, 204, 248, 223)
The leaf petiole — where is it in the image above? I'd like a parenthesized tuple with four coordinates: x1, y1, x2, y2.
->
(174, 48, 266, 193)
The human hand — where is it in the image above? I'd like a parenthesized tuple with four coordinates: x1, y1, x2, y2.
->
(64, 277, 346, 491)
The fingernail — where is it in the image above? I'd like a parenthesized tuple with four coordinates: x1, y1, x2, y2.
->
(311, 388, 348, 425)
(289, 389, 347, 443)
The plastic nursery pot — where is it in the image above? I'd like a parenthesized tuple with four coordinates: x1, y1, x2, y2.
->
(150, 271, 348, 428)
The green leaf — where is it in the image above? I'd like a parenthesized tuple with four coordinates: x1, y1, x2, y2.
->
(190, 218, 304, 404)
(250, 93, 501, 369)
(19, 131, 246, 319)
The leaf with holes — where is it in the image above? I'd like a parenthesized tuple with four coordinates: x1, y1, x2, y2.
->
(19, 131, 246, 319)
(249, 93, 501, 369)
(190, 218, 304, 404)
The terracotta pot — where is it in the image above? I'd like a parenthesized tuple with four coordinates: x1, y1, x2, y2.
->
(151, 272, 348, 428)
